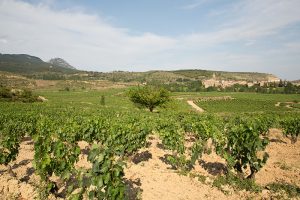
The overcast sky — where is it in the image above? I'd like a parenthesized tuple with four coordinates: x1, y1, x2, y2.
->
(0, 0, 300, 80)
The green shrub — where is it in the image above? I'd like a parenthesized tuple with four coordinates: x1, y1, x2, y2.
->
(128, 86, 170, 112)
(213, 172, 261, 193)
(221, 117, 269, 179)
(266, 182, 300, 198)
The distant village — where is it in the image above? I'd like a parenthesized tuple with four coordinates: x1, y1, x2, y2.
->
(202, 73, 281, 88)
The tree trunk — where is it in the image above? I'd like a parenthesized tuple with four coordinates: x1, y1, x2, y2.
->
(234, 162, 244, 178)
(234, 162, 243, 173)
(149, 106, 154, 112)
(247, 166, 256, 179)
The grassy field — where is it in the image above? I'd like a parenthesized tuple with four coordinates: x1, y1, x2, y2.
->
(2, 89, 299, 116)
(173, 92, 300, 114)
(0, 88, 192, 116)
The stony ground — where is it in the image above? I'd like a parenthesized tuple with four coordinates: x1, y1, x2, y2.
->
(0, 129, 299, 200)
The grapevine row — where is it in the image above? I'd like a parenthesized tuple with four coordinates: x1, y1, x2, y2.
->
(0, 111, 299, 199)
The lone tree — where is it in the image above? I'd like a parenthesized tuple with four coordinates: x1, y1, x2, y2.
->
(128, 86, 170, 112)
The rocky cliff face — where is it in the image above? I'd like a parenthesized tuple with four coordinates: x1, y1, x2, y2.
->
(48, 58, 76, 70)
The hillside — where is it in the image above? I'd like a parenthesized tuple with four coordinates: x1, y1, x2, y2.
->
(0, 71, 35, 88)
(0, 54, 77, 74)
(48, 58, 76, 70)
(0, 53, 281, 84)
(172, 69, 279, 82)
(77, 69, 280, 84)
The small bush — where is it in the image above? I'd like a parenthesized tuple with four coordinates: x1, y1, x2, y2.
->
(0, 86, 39, 103)
(0, 86, 12, 98)
(213, 172, 261, 193)
(266, 182, 300, 198)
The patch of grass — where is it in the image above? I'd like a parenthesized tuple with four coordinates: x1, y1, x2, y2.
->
(166, 154, 191, 173)
(7, 193, 21, 200)
(279, 102, 289, 107)
(274, 162, 292, 171)
(266, 182, 300, 199)
(189, 173, 207, 184)
(213, 172, 261, 193)
(197, 174, 207, 184)
(291, 103, 300, 109)
(34, 181, 51, 200)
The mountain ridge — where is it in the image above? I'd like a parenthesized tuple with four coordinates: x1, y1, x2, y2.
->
(0, 53, 77, 74)
(0, 53, 282, 83)
(48, 58, 76, 70)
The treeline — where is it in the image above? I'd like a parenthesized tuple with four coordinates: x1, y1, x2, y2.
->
(151, 80, 300, 94)
(26, 73, 67, 80)
(220, 81, 300, 94)
(151, 80, 205, 92)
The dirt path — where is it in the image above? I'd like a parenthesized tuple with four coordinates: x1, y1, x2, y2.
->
(275, 102, 280, 107)
(187, 100, 204, 112)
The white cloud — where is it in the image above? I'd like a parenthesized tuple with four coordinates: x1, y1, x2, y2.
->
(182, 0, 300, 46)
(0, 0, 300, 79)
(244, 40, 255, 46)
(181, 0, 208, 10)
(0, 0, 177, 70)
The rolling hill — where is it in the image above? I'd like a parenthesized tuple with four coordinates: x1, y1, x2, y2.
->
(77, 69, 279, 84)
(0, 54, 77, 74)
(0, 53, 280, 84)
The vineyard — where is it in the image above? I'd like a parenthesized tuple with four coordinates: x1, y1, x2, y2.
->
(0, 89, 300, 199)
